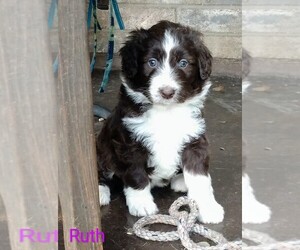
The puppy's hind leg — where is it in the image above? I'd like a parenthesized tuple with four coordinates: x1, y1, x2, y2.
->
(98, 169, 113, 206)
(99, 184, 111, 206)
(97, 156, 113, 206)
(171, 173, 188, 193)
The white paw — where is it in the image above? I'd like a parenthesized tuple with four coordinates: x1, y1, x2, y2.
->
(243, 200, 271, 224)
(197, 200, 224, 224)
(124, 185, 158, 216)
(99, 185, 110, 206)
(171, 174, 188, 193)
(128, 199, 159, 217)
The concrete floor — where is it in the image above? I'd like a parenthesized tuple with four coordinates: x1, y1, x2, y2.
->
(93, 70, 242, 249)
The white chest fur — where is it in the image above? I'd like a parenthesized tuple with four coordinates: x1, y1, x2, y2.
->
(122, 103, 205, 186)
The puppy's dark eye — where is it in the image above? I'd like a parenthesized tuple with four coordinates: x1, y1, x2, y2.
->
(148, 58, 158, 68)
(178, 59, 188, 68)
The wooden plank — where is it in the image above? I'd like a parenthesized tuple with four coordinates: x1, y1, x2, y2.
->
(57, 0, 103, 249)
(0, 1, 58, 250)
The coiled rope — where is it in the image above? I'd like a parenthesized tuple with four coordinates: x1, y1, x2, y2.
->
(133, 196, 300, 250)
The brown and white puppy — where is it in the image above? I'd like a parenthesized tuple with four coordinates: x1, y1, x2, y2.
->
(97, 21, 224, 223)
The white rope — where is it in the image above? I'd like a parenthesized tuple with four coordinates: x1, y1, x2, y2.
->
(133, 196, 300, 250)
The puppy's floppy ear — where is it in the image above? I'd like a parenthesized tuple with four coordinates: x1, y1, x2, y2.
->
(198, 43, 212, 81)
(119, 29, 149, 79)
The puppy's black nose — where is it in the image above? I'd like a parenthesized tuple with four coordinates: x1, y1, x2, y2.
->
(159, 87, 175, 99)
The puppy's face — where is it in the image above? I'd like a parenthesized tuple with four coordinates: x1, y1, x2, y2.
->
(120, 21, 212, 105)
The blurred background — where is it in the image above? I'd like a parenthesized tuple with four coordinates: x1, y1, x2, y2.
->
(93, 0, 241, 74)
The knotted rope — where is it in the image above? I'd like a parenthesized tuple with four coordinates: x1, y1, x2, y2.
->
(133, 196, 241, 249)
(133, 196, 300, 250)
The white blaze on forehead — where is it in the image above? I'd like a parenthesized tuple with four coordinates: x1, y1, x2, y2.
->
(161, 31, 179, 77)
(163, 31, 179, 61)
(149, 31, 180, 103)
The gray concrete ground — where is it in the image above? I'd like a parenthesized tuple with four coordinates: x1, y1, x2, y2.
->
(93, 70, 242, 249)
(243, 75, 300, 241)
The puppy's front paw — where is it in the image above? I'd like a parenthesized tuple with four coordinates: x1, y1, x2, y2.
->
(124, 186, 158, 216)
(99, 185, 111, 206)
(243, 200, 271, 224)
(171, 174, 188, 193)
(128, 199, 158, 217)
(198, 201, 224, 224)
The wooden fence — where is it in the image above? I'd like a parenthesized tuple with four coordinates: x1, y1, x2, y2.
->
(0, 0, 103, 249)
